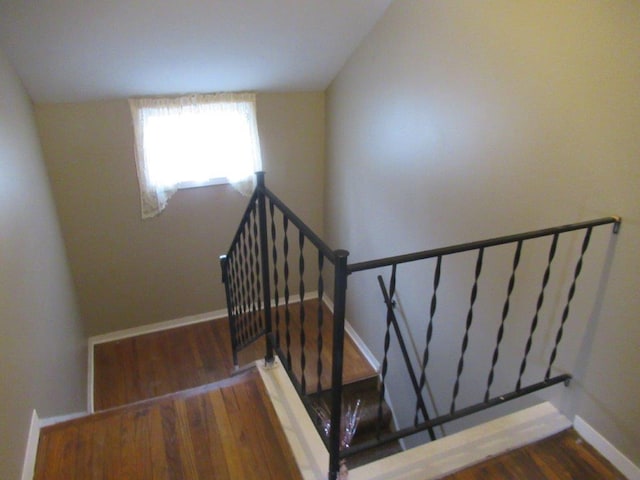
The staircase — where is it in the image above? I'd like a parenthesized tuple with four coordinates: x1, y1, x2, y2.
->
(35, 316, 631, 479)
(34, 366, 303, 480)
(49, 314, 391, 478)
(309, 375, 403, 469)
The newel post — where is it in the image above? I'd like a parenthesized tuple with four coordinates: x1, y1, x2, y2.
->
(256, 171, 274, 364)
(219, 254, 239, 368)
(328, 249, 349, 480)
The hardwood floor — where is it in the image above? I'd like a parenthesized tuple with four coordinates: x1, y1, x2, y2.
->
(442, 428, 627, 480)
(94, 299, 375, 410)
(35, 370, 302, 480)
(42, 303, 627, 480)
(267, 299, 376, 393)
(94, 319, 239, 411)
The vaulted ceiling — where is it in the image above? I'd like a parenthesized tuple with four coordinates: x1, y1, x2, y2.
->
(0, 0, 393, 103)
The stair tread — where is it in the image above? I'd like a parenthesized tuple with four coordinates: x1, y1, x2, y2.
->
(307, 374, 403, 468)
(348, 425, 404, 469)
(309, 375, 392, 431)
(45, 368, 260, 431)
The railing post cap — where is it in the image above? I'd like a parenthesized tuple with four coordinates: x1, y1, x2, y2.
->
(613, 216, 622, 233)
(334, 249, 349, 258)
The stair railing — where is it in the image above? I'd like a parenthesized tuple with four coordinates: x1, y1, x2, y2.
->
(220, 172, 350, 479)
(221, 172, 621, 480)
(342, 215, 621, 459)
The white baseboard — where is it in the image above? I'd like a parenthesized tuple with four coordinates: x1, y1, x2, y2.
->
(87, 307, 230, 412)
(351, 402, 571, 480)
(21, 410, 40, 480)
(39, 411, 87, 428)
(87, 338, 94, 414)
(574, 416, 640, 480)
(88, 308, 230, 346)
(88, 291, 318, 349)
(344, 322, 380, 372)
(86, 293, 316, 412)
(321, 295, 380, 372)
(85, 291, 380, 414)
(79, 294, 639, 480)
(258, 359, 328, 479)
(259, 359, 570, 480)
(21, 409, 90, 480)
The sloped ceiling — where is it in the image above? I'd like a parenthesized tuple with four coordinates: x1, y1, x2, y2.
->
(0, 0, 393, 103)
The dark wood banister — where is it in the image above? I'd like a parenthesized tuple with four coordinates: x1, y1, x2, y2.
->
(223, 173, 622, 480)
(348, 216, 621, 273)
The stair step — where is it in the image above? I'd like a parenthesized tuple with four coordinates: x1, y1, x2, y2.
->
(50, 368, 260, 430)
(307, 374, 403, 468)
(310, 375, 392, 431)
(347, 427, 404, 469)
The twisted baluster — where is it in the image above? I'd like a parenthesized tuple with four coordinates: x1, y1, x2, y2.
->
(545, 227, 592, 380)
(239, 228, 251, 342)
(414, 256, 442, 425)
(516, 233, 559, 391)
(377, 265, 397, 437)
(251, 206, 263, 334)
(485, 241, 523, 401)
(316, 251, 325, 393)
(298, 230, 306, 394)
(283, 216, 292, 367)
(269, 200, 280, 348)
(451, 248, 484, 414)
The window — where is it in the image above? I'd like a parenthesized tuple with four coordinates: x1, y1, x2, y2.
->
(129, 93, 262, 218)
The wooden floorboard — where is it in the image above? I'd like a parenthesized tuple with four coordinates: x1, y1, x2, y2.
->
(76, 301, 628, 480)
(265, 299, 376, 393)
(34, 370, 302, 480)
(94, 299, 376, 410)
(441, 428, 627, 480)
(93, 320, 236, 411)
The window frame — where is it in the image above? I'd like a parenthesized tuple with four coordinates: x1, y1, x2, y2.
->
(129, 92, 262, 218)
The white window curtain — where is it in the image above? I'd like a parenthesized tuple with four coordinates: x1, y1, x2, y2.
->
(129, 92, 262, 219)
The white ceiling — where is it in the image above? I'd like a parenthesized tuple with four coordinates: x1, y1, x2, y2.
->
(0, 0, 393, 104)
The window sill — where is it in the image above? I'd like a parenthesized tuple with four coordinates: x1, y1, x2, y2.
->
(176, 177, 229, 190)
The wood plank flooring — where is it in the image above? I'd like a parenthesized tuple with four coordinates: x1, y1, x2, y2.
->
(94, 319, 239, 411)
(443, 428, 627, 480)
(94, 299, 375, 410)
(48, 301, 628, 480)
(34, 370, 302, 480)
(267, 299, 376, 393)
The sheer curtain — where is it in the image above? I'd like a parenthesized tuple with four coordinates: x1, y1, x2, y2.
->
(129, 92, 262, 219)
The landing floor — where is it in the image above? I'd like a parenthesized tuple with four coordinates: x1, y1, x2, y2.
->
(93, 300, 376, 410)
(34, 370, 301, 480)
(442, 428, 626, 480)
(36, 309, 629, 479)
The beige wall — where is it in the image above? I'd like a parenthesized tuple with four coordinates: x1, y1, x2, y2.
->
(35, 92, 325, 336)
(326, 1, 639, 463)
(0, 50, 87, 480)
